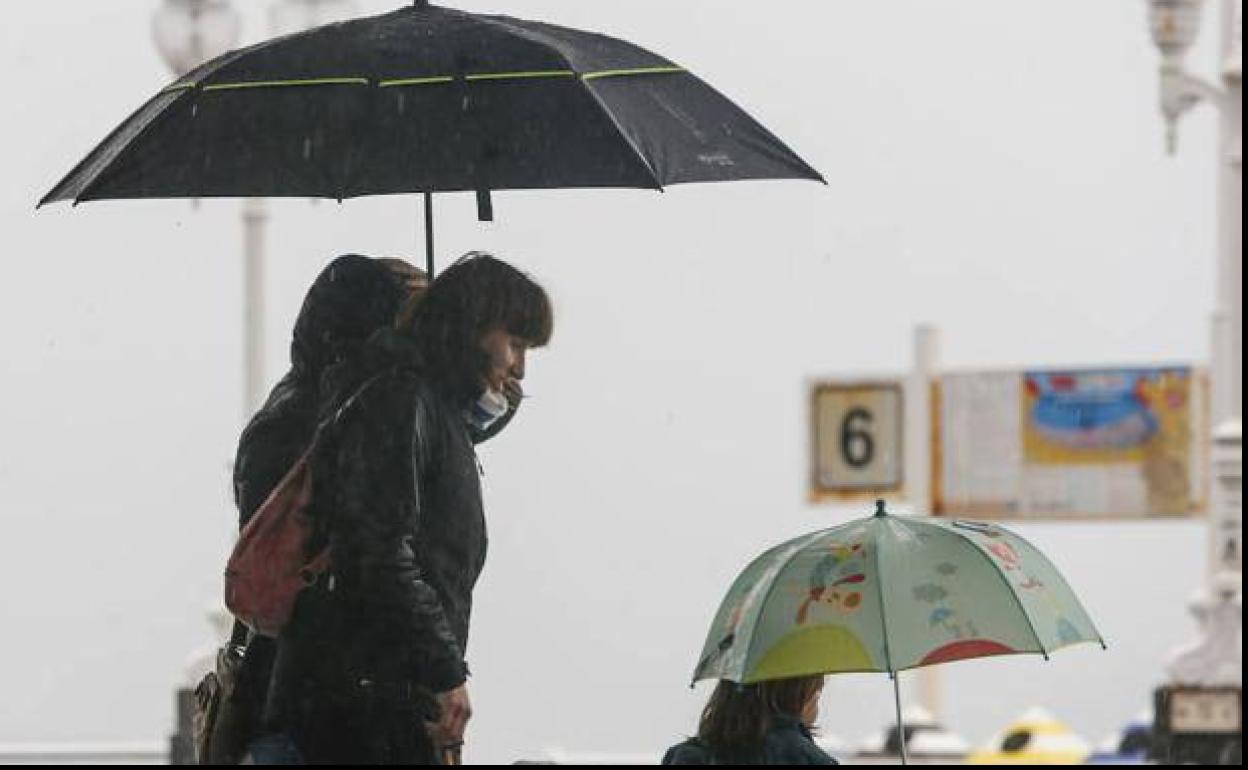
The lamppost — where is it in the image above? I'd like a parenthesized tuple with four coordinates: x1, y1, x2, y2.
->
(270, 0, 357, 36)
(1147, 0, 1243, 580)
(247, 0, 357, 414)
(151, 5, 245, 764)
(153, 0, 270, 420)
(153, 4, 355, 762)
(1147, 0, 1242, 429)
(1146, 2, 1243, 763)
(154, 0, 357, 422)
(153, 0, 241, 78)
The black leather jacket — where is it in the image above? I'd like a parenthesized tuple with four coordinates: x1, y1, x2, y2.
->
(265, 361, 492, 762)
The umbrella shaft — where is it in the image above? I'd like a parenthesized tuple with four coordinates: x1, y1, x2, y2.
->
(424, 192, 435, 278)
(893, 672, 909, 765)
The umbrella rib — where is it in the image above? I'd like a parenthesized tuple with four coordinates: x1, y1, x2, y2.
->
(465, 69, 575, 82)
(940, 521, 1051, 659)
(379, 75, 455, 87)
(50, 89, 191, 205)
(738, 529, 827, 682)
(202, 77, 370, 92)
(871, 518, 898, 674)
(43, 40, 284, 204)
(574, 77, 665, 190)
(378, 68, 682, 87)
(984, 524, 1107, 650)
(581, 66, 685, 81)
(464, 13, 666, 191)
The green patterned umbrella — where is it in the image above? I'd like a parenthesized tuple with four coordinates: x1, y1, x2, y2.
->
(692, 501, 1105, 764)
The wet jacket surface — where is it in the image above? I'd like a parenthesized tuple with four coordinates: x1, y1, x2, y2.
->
(662, 716, 839, 766)
(266, 358, 490, 764)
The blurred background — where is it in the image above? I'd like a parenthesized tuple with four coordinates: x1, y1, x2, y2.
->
(0, 0, 1239, 764)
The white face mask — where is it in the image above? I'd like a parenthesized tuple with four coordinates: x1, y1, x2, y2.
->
(467, 387, 510, 431)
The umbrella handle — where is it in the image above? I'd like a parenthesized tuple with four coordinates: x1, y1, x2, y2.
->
(891, 671, 909, 765)
(423, 192, 436, 278)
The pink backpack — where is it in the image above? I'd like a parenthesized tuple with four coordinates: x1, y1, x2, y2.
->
(224, 376, 377, 636)
(224, 442, 330, 637)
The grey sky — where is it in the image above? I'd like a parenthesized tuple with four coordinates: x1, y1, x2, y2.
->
(0, 0, 1223, 762)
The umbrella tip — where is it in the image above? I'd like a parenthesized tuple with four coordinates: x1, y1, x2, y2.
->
(875, 499, 888, 517)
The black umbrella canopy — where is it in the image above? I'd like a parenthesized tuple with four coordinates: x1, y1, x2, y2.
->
(40, 1, 823, 206)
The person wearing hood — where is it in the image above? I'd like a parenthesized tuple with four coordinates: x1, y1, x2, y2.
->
(212, 254, 424, 765)
(263, 252, 553, 765)
(233, 254, 421, 524)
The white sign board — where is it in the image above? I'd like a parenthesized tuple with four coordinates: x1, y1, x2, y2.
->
(1169, 689, 1242, 734)
(811, 382, 904, 499)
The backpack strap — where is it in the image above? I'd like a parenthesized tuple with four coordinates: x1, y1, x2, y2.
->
(225, 373, 388, 639)
(311, 371, 388, 447)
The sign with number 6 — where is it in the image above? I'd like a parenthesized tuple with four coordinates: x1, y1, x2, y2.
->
(811, 382, 904, 500)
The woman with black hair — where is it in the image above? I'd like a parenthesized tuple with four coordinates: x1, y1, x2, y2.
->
(264, 252, 554, 765)
(664, 676, 839, 765)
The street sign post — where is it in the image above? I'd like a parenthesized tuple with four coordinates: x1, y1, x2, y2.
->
(811, 382, 904, 500)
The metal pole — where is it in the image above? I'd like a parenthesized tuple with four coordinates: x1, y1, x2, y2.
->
(424, 191, 435, 278)
(891, 672, 909, 765)
(907, 324, 943, 719)
(242, 198, 269, 417)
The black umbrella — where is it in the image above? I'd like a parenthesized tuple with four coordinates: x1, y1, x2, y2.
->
(40, 1, 822, 275)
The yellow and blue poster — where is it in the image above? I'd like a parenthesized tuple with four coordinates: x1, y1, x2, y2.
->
(1022, 368, 1191, 462)
(938, 366, 1203, 519)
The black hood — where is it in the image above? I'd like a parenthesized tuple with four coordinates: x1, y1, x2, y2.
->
(234, 254, 407, 524)
(290, 254, 407, 378)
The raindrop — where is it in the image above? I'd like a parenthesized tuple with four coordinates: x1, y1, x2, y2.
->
(303, 138, 313, 160)
(397, 93, 406, 114)
(191, 104, 199, 118)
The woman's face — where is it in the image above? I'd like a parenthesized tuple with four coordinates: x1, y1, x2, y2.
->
(478, 327, 530, 394)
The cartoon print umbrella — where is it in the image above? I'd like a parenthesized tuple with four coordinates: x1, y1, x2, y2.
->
(691, 500, 1105, 764)
(38, 1, 822, 276)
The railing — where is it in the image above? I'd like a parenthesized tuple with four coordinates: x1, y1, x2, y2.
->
(0, 742, 167, 765)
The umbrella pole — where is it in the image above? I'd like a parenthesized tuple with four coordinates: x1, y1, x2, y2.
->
(891, 671, 909, 765)
(423, 191, 435, 278)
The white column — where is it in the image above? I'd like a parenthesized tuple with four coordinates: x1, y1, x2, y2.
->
(1212, 420, 1243, 579)
(906, 325, 939, 517)
(1215, 0, 1242, 424)
(1211, 312, 1235, 434)
(906, 324, 943, 718)
(242, 198, 269, 417)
